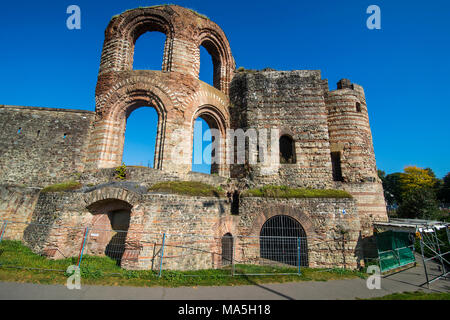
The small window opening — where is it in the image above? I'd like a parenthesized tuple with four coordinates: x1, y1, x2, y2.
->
(280, 135, 296, 164)
(356, 102, 362, 113)
(331, 152, 343, 182)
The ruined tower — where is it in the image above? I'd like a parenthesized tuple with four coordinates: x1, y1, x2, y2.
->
(86, 5, 235, 175)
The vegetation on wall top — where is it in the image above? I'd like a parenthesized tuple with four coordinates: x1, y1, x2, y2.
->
(241, 185, 352, 199)
(41, 181, 82, 193)
(148, 181, 225, 197)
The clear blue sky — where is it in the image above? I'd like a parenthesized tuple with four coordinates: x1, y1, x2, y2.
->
(0, 0, 449, 177)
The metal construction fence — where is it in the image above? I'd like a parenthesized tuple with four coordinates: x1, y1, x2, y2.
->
(0, 220, 341, 278)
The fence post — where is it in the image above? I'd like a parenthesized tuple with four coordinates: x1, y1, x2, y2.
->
(0, 221, 8, 243)
(77, 227, 89, 267)
(297, 237, 301, 275)
(158, 233, 166, 278)
(231, 236, 235, 277)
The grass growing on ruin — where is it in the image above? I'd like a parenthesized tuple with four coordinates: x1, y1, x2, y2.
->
(41, 181, 82, 193)
(241, 185, 352, 199)
(148, 181, 225, 197)
(0, 240, 366, 288)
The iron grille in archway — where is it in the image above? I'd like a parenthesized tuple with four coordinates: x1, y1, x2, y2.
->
(221, 233, 233, 266)
(260, 215, 309, 267)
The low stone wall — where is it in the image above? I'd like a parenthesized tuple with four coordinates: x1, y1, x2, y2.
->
(237, 197, 363, 269)
(17, 184, 366, 270)
(0, 185, 41, 240)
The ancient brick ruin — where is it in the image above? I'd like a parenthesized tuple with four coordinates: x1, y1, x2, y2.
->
(0, 5, 388, 270)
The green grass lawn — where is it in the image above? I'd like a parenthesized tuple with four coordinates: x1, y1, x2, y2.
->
(0, 240, 366, 287)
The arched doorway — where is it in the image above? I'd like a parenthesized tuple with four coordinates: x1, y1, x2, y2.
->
(221, 233, 233, 266)
(260, 215, 308, 267)
(87, 199, 132, 266)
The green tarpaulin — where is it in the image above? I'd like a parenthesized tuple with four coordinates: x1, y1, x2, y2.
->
(376, 230, 416, 273)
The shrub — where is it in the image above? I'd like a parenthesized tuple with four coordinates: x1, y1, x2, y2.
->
(115, 163, 127, 180)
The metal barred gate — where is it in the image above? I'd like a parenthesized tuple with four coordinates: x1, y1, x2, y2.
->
(260, 215, 309, 267)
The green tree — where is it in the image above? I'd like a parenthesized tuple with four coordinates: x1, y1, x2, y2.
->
(438, 172, 450, 204)
(395, 166, 440, 219)
(396, 188, 440, 219)
(383, 172, 403, 206)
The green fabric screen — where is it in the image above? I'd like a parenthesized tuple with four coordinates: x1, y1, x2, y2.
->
(376, 230, 416, 273)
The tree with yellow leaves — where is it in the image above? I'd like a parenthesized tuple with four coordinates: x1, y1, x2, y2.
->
(397, 166, 440, 219)
(399, 166, 437, 194)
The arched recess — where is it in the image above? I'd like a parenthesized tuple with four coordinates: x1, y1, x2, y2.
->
(260, 215, 309, 267)
(191, 105, 227, 175)
(86, 198, 133, 266)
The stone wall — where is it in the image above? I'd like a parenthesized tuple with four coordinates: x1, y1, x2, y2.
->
(229, 70, 334, 189)
(0, 185, 41, 240)
(237, 197, 363, 269)
(19, 184, 363, 270)
(0, 105, 95, 186)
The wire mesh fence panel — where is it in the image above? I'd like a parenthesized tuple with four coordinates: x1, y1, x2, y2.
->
(161, 233, 230, 276)
(233, 236, 305, 275)
(0, 220, 354, 278)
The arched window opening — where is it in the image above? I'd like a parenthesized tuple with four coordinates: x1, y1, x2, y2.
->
(199, 45, 214, 87)
(280, 135, 296, 164)
(356, 102, 362, 113)
(123, 107, 158, 168)
(260, 215, 308, 267)
(331, 152, 343, 182)
(192, 117, 212, 174)
(199, 40, 222, 90)
(222, 233, 233, 266)
(133, 31, 167, 70)
(192, 114, 222, 175)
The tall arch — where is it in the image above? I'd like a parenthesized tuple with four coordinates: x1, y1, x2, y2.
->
(99, 9, 175, 74)
(191, 105, 228, 175)
(88, 81, 171, 169)
(260, 215, 309, 267)
(197, 29, 234, 93)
